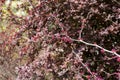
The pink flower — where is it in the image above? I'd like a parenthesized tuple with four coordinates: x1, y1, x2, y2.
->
(62, 37, 72, 43)
(78, 38, 83, 40)
(86, 75, 91, 79)
(36, 28, 40, 31)
(55, 33, 60, 39)
(111, 49, 116, 52)
(31, 36, 39, 42)
(100, 49, 105, 54)
(116, 57, 120, 62)
(52, 35, 55, 39)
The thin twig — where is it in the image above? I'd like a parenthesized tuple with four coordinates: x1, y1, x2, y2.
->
(112, 0, 120, 5)
(79, 25, 84, 39)
(72, 50, 97, 79)
(68, 37, 120, 58)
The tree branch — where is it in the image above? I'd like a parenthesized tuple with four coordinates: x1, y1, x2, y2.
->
(68, 36, 120, 58)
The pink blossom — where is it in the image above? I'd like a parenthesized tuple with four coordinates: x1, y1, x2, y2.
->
(100, 49, 105, 54)
(111, 49, 116, 52)
(116, 57, 120, 62)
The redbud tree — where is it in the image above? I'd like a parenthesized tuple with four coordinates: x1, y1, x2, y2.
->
(0, 0, 120, 80)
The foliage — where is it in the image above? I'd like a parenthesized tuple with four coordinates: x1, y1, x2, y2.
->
(0, 0, 120, 80)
